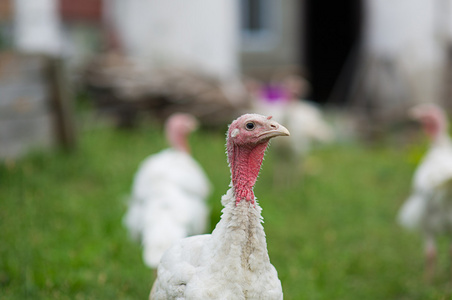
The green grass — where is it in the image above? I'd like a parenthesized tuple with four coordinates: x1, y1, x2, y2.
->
(1, 119, 451, 299)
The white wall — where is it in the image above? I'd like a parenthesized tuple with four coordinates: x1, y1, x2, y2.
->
(365, 0, 437, 58)
(106, 0, 240, 81)
(363, 0, 452, 105)
(13, 0, 63, 56)
(439, 0, 452, 42)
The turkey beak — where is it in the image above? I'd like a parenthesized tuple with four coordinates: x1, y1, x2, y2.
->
(259, 121, 290, 140)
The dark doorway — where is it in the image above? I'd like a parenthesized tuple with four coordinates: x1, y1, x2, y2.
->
(304, 0, 362, 104)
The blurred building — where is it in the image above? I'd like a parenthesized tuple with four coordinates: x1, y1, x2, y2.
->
(351, 0, 452, 121)
(105, 0, 240, 87)
(240, 1, 452, 109)
(0, 0, 75, 159)
(7, 0, 452, 108)
(3, 0, 452, 97)
(2, 0, 452, 157)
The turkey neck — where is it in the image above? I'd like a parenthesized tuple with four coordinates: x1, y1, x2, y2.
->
(429, 133, 452, 150)
(208, 141, 271, 270)
(422, 113, 450, 146)
(426, 122, 450, 146)
(228, 142, 269, 205)
(209, 189, 270, 274)
(167, 130, 190, 153)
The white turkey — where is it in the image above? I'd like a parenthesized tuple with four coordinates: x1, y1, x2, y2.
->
(123, 113, 212, 269)
(398, 103, 452, 280)
(150, 113, 289, 299)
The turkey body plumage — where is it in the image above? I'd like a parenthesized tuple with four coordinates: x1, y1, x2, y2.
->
(124, 148, 211, 268)
(151, 189, 282, 300)
(398, 136, 452, 235)
(397, 103, 452, 280)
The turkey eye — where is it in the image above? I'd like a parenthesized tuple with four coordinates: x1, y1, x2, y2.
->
(245, 122, 255, 130)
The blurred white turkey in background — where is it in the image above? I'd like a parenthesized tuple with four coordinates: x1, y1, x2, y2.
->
(123, 113, 212, 268)
(398, 103, 452, 280)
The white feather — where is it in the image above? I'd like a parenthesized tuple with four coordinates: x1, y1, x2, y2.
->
(398, 193, 427, 230)
(123, 148, 211, 268)
(150, 188, 283, 300)
(398, 136, 452, 234)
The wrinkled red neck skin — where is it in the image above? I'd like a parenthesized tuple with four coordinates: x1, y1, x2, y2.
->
(227, 141, 268, 206)
(167, 131, 190, 153)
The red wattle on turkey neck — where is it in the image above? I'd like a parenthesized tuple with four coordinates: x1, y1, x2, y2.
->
(229, 142, 269, 205)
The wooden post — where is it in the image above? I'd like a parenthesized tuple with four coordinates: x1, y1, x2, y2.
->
(46, 56, 77, 152)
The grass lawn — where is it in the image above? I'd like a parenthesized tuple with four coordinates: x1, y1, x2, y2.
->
(1, 116, 452, 299)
